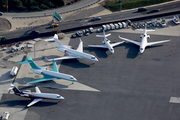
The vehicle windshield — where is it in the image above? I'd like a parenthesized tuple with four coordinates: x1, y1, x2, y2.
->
(91, 57, 95, 59)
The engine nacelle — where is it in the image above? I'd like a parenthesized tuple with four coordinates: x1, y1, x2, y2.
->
(140, 35, 144, 38)
(147, 35, 150, 39)
(32, 69, 42, 75)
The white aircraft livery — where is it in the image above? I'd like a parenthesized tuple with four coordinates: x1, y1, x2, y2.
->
(19, 56, 77, 84)
(9, 84, 64, 107)
(88, 30, 124, 53)
(45, 35, 98, 62)
(44, 34, 58, 42)
(119, 26, 171, 53)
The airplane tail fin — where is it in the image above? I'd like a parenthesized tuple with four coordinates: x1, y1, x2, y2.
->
(96, 30, 111, 38)
(19, 56, 41, 69)
(54, 36, 63, 48)
(9, 84, 22, 94)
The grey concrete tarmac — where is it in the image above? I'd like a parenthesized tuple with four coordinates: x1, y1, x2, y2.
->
(1, 28, 180, 120)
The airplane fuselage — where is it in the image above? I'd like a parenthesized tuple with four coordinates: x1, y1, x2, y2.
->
(15, 91, 64, 100)
(57, 47, 98, 62)
(32, 68, 77, 82)
(140, 35, 148, 53)
(104, 38, 114, 53)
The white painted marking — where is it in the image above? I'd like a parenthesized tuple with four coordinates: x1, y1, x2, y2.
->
(169, 97, 180, 103)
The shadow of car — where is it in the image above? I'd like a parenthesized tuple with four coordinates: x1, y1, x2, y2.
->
(29, 30, 39, 35)
(148, 9, 160, 13)
(138, 8, 147, 12)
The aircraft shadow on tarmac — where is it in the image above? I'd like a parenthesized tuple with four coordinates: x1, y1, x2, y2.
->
(60, 59, 91, 68)
(0, 99, 58, 108)
(0, 71, 14, 85)
(84, 47, 108, 58)
(15, 77, 70, 89)
(124, 42, 163, 59)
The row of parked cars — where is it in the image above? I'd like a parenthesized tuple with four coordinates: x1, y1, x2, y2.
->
(102, 22, 127, 31)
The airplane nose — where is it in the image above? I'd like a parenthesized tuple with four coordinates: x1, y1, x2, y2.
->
(60, 96, 65, 99)
(95, 58, 98, 62)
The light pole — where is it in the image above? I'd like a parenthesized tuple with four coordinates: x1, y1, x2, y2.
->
(6, 0, 8, 12)
(120, 0, 122, 11)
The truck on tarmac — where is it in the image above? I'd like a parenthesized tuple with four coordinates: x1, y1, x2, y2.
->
(11, 45, 25, 53)
(10, 66, 18, 77)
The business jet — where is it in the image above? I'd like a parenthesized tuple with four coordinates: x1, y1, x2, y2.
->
(9, 84, 64, 107)
(88, 30, 124, 53)
(119, 26, 171, 53)
(19, 56, 77, 84)
(45, 35, 98, 62)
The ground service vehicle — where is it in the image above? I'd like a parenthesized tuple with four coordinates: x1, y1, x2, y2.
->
(50, 23, 58, 28)
(2, 112, 10, 120)
(10, 66, 18, 77)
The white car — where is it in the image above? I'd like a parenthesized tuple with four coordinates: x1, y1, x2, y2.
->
(2, 112, 10, 120)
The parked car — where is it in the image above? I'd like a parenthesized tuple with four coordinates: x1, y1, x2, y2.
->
(149, 9, 160, 13)
(91, 17, 101, 21)
(29, 30, 39, 35)
(114, 23, 119, 29)
(138, 8, 147, 12)
(2, 112, 10, 120)
(0, 12, 3, 16)
(117, 22, 122, 28)
(109, 23, 115, 30)
(11, 44, 25, 52)
(10, 66, 18, 77)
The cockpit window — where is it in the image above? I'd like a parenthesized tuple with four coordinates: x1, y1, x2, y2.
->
(140, 48, 143, 50)
(91, 57, 95, 59)
(57, 95, 60, 98)
(70, 77, 73, 79)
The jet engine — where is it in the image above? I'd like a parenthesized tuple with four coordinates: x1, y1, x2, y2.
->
(147, 35, 150, 39)
(140, 35, 144, 38)
(32, 69, 42, 75)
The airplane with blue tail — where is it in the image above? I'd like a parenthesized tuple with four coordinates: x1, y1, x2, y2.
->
(19, 56, 77, 84)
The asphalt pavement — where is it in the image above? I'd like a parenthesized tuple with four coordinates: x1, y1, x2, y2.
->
(1, 31, 180, 120)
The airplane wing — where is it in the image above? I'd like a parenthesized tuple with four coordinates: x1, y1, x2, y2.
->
(88, 44, 107, 48)
(44, 38, 55, 42)
(111, 41, 124, 47)
(26, 78, 56, 84)
(35, 86, 41, 93)
(119, 36, 140, 46)
(76, 39, 83, 52)
(147, 39, 171, 46)
(46, 56, 78, 62)
(52, 59, 58, 72)
(27, 98, 43, 107)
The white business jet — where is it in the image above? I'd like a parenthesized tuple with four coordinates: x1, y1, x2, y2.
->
(9, 84, 64, 107)
(119, 26, 171, 53)
(45, 35, 98, 62)
(88, 30, 124, 53)
(19, 56, 77, 84)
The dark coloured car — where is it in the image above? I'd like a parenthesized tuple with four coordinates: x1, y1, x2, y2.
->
(29, 30, 39, 35)
(91, 17, 101, 21)
(138, 8, 147, 12)
(0, 12, 3, 16)
(149, 9, 160, 13)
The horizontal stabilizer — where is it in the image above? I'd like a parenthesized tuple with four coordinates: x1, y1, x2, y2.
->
(96, 33, 111, 38)
(19, 60, 31, 64)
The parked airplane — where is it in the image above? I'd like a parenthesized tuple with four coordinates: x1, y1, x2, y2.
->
(118, 26, 171, 53)
(9, 84, 64, 107)
(19, 56, 77, 84)
(88, 30, 124, 53)
(45, 36, 98, 62)
(44, 34, 58, 42)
